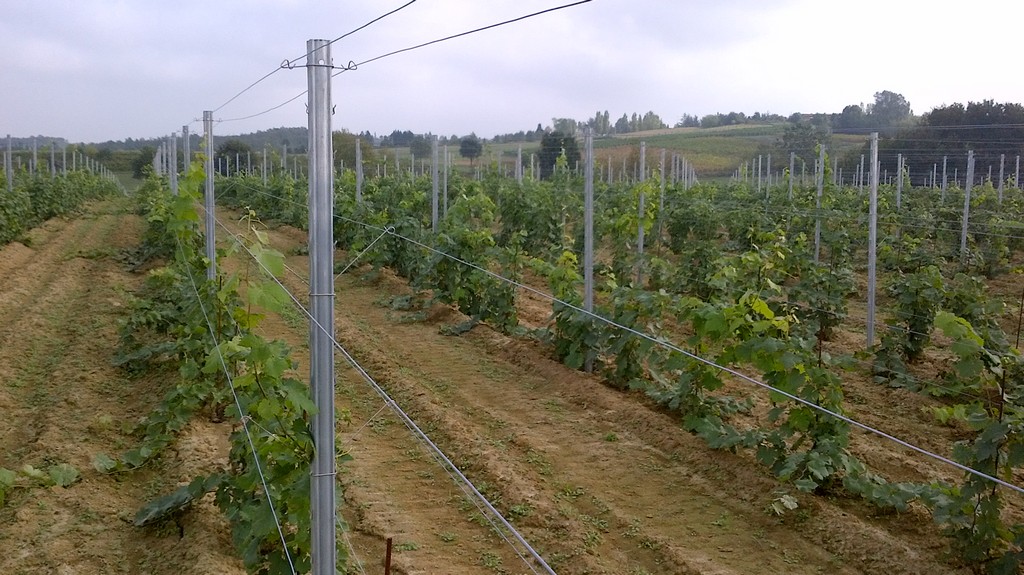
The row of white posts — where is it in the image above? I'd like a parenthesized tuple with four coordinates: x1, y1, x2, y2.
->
(4, 134, 120, 196)
(740, 152, 1021, 198)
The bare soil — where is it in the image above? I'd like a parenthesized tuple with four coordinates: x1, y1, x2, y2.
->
(0, 199, 990, 575)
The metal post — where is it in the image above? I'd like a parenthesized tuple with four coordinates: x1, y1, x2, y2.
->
(202, 112, 216, 279)
(788, 152, 795, 201)
(998, 153, 1005, 203)
(262, 148, 267, 185)
(516, 145, 523, 184)
(355, 138, 363, 204)
(637, 142, 646, 286)
(1016, 155, 1021, 189)
(169, 133, 179, 196)
(183, 125, 190, 172)
(814, 146, 824, 263)
(941, 156, 948, 203)
(961, 151, 975, 263)
(657, 149, 666, 248)
(306, 38, 336, 575)
(866, 133, 879, 349)
(431, 137, 439, 232)
(895, 154, 903, 211)
(32, 138, 37, 176)
(5, 135, 11, 195)
(443, 146, 449, 216)
(583, 129, 594, 372)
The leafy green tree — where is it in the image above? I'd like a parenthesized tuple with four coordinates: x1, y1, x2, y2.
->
(538, 131, 580, 179)
(131, 146, 157, 179)
(869, 90, 912, 127)
(408, 135, 433, 160)
(215, 140, 254, 175)
(459, 135, 483, 166)
(332, 131, 377, 172)
(778, 122, 831, 164)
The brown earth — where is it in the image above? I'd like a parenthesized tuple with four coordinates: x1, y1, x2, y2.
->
(0, 197, 991, 575)
(0, 198, 242, 575)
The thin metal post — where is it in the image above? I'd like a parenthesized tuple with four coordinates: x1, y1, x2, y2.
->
(998, 153, 1005, 203)
(262, 148, 267, 185)
(516, 145, 523, 184)
(657, 149, 666, 248)
(355, 138, 363, 204)
(202, 112, 216, 279)
(1016, 155, 1020, 189)
(941, 156, 948, 202)
(443, 145, 449, 216)
(583, 129, 595, 372)
(169, 133, 179, 196)
(32, 138, 37, 176)
(306, 38, 336, 575)
(788, 152, 795, 201)
(961, 151, 974, 263)
(182, 125, 190, 172)
(814, 146, 824, 263)
(431, 137, 439, 232)
(895, 153, 903, 211)
(866, 133, 879, 348)
(5, 135, 11, 195)
(637, 142, 646, 286)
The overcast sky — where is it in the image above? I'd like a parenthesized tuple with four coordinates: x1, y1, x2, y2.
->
(2, 0, 1022, 143)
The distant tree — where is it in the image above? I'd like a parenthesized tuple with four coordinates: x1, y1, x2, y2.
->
(778, 122, 831, 164)
(614, 113, 630, 134)
(459, 135, 483, 166)
(332, 131, 377, 172)
(538, 131, 580, 179)
(215, 139, 254, 175)
(700, 114, 721, 128)
(675, 114, 700, 128)
(552, 117, 579, 135)
(639, 111, 666, 131)
(875, 99, 1024, 180)
(409, 135, 433, 159)
(870, 90, 912, 127)
(836, 104, 866, 130)
(131, 146, 156, 179)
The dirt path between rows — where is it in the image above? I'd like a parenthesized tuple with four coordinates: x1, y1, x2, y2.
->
(0, 199, 975, 575)
(217, 212, 969, 575)
(0, 199, 242, 575)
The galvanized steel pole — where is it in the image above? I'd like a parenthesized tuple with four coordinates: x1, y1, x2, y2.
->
(203, 112, 216, 280)
(5, 135, 12, 195)
(169, 133, 179, 196)
(583, 129, 594, 372)
(306, 38, 337, 575)
(998, 153, 1005, 203)
(961, 151, 975, 263)
(355, 138, 363, 204)
(866, 133, 879, 349)
(182, 125, 190, 172)
(814, 146, 824, 263)
(431, 136, 439, 232)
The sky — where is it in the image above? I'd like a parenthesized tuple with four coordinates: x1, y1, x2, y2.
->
(2, 0, 1022, 144)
